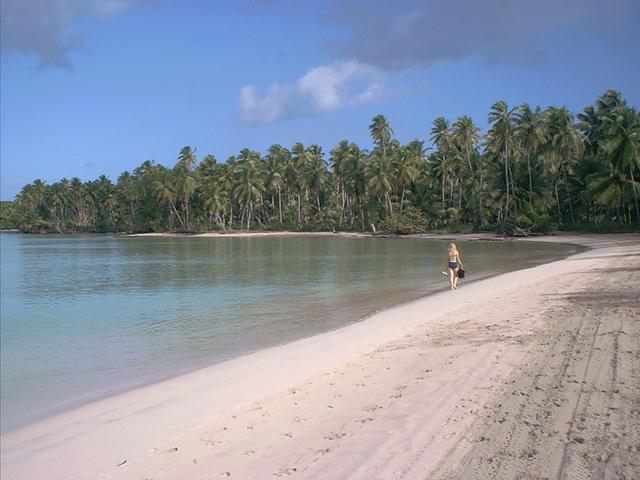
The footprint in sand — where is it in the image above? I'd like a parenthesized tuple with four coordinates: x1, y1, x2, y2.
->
(202, 439, 223, 447)
(391, 385, 407, 398)
(273, 466, 297, 476)
(362, 404, 383, 413)
(324, 432, 346, 441)
(356, 417, 375, 424)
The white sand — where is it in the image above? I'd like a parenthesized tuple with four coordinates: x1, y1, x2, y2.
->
(127, 231, 370, 238)
(1, 234, 638, 479)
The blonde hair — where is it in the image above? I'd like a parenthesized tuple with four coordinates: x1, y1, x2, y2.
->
(448, 242, 457, 252)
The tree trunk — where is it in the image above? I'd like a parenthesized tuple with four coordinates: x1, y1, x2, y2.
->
(504, 139, 510, 224)
(383, 192, 391, 216)
(480, 178, 486, 227)
(554, 181, 562, 224)
(526, 154, 533, 206)
(441, 154, 446, 208)
(338, 183, 345, 227)
(508, 161, 518, 219)
(465, 147, 484, 227)
(630, 168, 640, 225)
(560, 161, 575, 225)
(171, 203, 186, 230)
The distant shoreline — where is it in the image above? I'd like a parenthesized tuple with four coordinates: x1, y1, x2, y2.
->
(4, 228, 638, 242)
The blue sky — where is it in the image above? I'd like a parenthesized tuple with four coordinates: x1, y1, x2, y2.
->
(1, 0, 639, 200)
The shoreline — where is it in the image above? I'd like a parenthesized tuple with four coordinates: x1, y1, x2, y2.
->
(1, 234, 638, 479)
(1, 233, 580, 434)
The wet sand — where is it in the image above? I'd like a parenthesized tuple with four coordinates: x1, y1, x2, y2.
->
(1, 234, 638, 479)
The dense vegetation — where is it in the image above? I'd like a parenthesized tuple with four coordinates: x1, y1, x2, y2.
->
(2, 90, 638, 235)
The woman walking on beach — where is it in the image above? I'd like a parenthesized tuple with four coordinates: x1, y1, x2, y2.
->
(447, 243, 463, 290)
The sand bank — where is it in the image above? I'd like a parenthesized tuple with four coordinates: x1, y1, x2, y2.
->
(1, 234, 638, 479)
(127, 231, 371, 238)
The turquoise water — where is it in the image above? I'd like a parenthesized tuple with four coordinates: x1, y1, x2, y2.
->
(0, 233, 579, 433)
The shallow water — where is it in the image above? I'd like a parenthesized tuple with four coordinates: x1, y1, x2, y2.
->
(0, 233, 579, 433)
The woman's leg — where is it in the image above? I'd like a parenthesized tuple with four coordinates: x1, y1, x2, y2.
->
(453, 268, 459, 288)
(449, 268, 455, 290)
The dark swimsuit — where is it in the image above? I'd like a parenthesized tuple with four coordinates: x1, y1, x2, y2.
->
(448, 261, 458, 269)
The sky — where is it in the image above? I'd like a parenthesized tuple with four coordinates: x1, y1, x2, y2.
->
(1, 0, 639, 200)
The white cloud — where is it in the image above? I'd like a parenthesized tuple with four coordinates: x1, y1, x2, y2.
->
(240, 61, 387, 123)
(240, 84, 294, 123)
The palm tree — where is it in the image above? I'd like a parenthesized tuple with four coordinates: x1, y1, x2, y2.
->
(596, 90, 625, 115)
(600, 106, 640, 224)
(303, 144, 329, 216)
(396, 140, 422, 213)
(577, 105, 602, 157)
(174, 146, 197, 231)
(154, 174, 184, 230)
(219, 157, 237, 228)
(177, 146, 197, 171)
(369, 115, 395, 219)
(14, 180, 47, 231)
(543, 107, 584, 225)
(452, 116, 484, 226)
(340, 142, 367, 228)
(69, 177, 89, 227)
(514, 104, 545, 207)
(234, 149, 264, 229)
(46, 181, 68, 232)
(429, 117, 453, 208)
(369, 114, 394, 161)
(487, 101, 517, 224)
(117, 172, 139, 231)
(201, 178, 228, 229)
(264, 145, 288, 224)
(367, 151, 395, 217)
(290, 142, 308, 226)
(330, 140, 352, 225)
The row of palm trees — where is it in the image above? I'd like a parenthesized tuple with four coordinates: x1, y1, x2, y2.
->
(5, 90, 639, 234)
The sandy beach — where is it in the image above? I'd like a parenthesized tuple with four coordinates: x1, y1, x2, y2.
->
(1, 233, 638, 479)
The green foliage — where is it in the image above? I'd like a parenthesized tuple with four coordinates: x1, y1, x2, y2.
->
(6, 91, 639, 235)
(378, 207, 428, 234)
(0, 201, 18, 229)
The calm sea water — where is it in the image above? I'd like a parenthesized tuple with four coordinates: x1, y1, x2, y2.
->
(0, 233, 579, 433)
